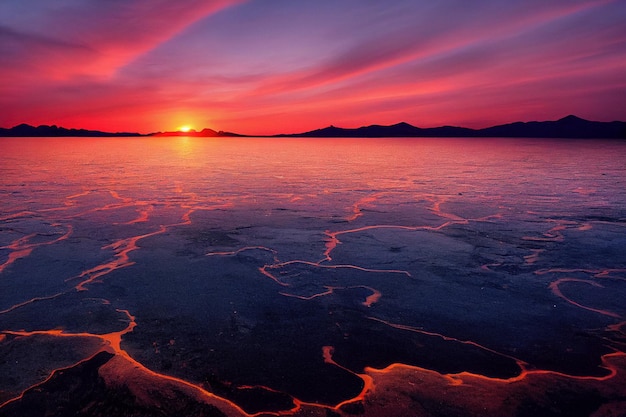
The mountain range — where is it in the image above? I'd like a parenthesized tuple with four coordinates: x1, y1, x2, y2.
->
(151, 128, 242, 137)
(281, 115, 625, 139)
(1, 116, 624, 138)
(0, 123, 143, 137)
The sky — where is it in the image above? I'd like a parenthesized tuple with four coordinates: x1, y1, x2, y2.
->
(1, 0, 625, 135)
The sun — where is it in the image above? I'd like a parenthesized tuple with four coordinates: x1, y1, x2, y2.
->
(178, 125, 192, 132)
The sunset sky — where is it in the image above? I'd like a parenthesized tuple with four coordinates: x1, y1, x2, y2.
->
(1, 0, 625, 135)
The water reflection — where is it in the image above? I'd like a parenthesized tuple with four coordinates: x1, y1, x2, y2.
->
(1, 137, 625, 416)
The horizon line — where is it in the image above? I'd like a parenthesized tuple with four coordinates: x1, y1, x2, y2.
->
(2, 114, 626, 138)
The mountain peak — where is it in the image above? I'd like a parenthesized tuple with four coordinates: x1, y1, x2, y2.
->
(391, 122, 417, 128)
(2, 115, 624, 138)
(557, 115, 586, 123)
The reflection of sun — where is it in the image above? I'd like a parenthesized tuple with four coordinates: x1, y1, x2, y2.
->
(178, 125, 192, 132)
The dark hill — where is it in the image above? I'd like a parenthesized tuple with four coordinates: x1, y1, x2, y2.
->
(282, 116, 625, 139)
(151, 128, 242, 137)
(2, 116, 624, 138)
(479, 115, 626, 138)
(0, 124, 143, 137)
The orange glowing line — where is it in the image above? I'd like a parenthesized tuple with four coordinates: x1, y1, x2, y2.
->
(279, 286, 336, 301)
(322, 230, 340, 262)
(447, 350, 624, 384)
(0, 247, 34, 273)
(0, 226, 73, 273)
(264, 259, 411, 281)
(0, 350, 108, 409)
(0, 211, 38, 222)
(607, 321, 626, 334)
(0, 311, 252, 417)
(360, 286, 381, 307)
(367, 316, 526, 370)
(230, 385, 300, 415)
(322, 345, 336, 365)
(258, 265, 291, 287)
(66, 190, 92, 200)
(180, 209, 194, 224)
(260, 257, 407, 287)
(3, 308, 135, 352)
(0, 292, 64, 314)
(481, 262, 502, 272)
(322, 222, 458, 263)
(108, 189, 131, 202)
(73, 225, 167, 291)
(171, 203, 233, 229)
(363, 350, 623, 388)
(319, 346, 374, 410)
(117, 204, 153, 225)
(549, 278, 621, 318)
(523, 248, 544, 265)
(207, 246, 278, 259)
(103, 352, 253, 417)
(535, 268, 626, 279)
(279, 284, 382, 307)
(346, 193, 383, 222)
(521, 219, 592, 243)
(320, 193, 481, 263)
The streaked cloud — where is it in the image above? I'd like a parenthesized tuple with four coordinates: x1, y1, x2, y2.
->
(1, 0, 624, 133)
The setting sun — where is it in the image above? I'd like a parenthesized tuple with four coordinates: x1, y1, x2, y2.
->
(1, 1, 626, 416)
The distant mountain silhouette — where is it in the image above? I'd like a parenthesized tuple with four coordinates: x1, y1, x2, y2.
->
(477, 115, 626, 138)
(0, 123, 143, 137)
(0, 124, 245, 138)
(279, 122, 474, 138)
(281, 116, 625, 139)
(151, 128, 242, 137)
(1, 116, 624, 138)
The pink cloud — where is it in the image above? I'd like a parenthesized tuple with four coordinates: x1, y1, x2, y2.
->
(1, 0, 624, 134)
(0, 0, 244, 80)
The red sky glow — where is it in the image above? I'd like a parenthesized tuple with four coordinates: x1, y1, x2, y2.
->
(1, 0, 625, 135)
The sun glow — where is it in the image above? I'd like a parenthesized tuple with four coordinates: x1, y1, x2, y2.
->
(178, 125, 192, 132)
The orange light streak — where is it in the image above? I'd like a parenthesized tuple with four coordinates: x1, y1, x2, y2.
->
(0, 309, 251, 417)
(364, 349, 624, 389)
(0, 292, 64, 314)
(549, 278, 621, 318)
(361, 286, 381, 307)
(207, 246, 279, 261)
(521, 219, 589, 243)
(279, 286, 336, 301)
(481, 262, 502, 272)
(367, 316, 526, 372)
(72, 226, 167, 291)
(117, 204, 154, 225)
(322, 222, 458, 263)
(65, 190, 92, 204)
(362, 326, 623, 386)
(320, 346, 374, 410)
(523, 248, 544, 265)
(260, 259, 411, 286)
(346, 193, 383, 222)
(0, 225, 73, 273)
(0, 351, 108, 409)
(535, 268, 626, 279)
(0, 211, 37, 222)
